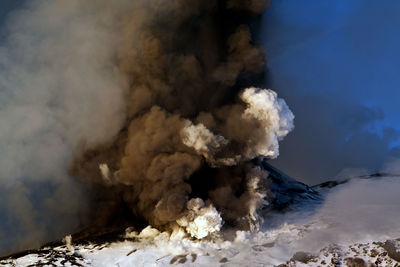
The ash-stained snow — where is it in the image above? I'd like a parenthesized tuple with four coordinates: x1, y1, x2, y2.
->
(282, 239, 400, 266)
(3, 235, 400, 266)
(2, 175, 400, 267)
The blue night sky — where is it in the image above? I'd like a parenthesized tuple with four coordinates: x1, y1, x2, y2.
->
(264, 0, 400, 123)
(1, 1, 400, 183)
(262, 0, 400, 182)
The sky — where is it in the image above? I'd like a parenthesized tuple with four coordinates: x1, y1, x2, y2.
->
(0, 1, 399, 184)
(263, 0, 400, 183)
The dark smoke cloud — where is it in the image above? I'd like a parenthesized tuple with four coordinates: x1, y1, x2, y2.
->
(70, 0, 292, 234)
(0, 0, 294, 255)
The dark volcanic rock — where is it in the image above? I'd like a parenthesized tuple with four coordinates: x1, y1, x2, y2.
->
(261, 160, 322, 211)
(381, 240, 400, 262)
(291, 251, 317, 264)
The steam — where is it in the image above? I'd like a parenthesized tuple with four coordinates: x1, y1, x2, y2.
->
(257, 160, 400, 262)
(176, 198, 222, 239)
(265, 176, 400, 259)
(0, 0, 295, 255)
(0, 0, 128, 254)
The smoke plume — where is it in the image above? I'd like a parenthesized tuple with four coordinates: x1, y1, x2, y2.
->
(0, 0, 294, 255)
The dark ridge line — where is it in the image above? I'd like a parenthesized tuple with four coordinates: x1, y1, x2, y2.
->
(312, 173, 400, 189)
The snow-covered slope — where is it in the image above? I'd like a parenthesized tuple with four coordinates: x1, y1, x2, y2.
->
(2, 223, 400, 266)
(2, 170, 400, 267)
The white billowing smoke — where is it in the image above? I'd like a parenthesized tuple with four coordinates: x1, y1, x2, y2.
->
(99, 164, 112, 184)
(177, 198, 223, 239)
(240, 87, 294, 159)
(182, 87, 294, 166)
(260, 176, 400, 264)
(305, 177, 400, 248)
(181, 123, 228, 163)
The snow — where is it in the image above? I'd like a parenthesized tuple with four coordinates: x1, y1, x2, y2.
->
(2, 176, 400, 266)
